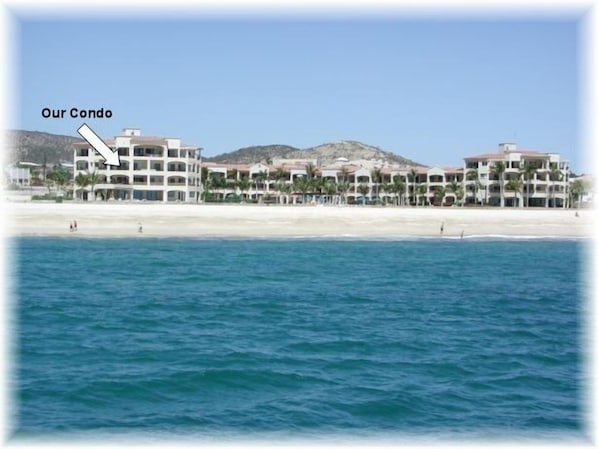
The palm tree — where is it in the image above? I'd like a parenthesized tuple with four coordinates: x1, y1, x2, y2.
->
(447, 180, 460, 206)
(199, 166, 210, 201)
(305, 162, 317, 180)
(520, 161, 539, 207)
(409, 168, 418, 206)
(323, 179, 337, 204)
(455, 185, 465, 207)
(229, 168, 239, 184)
(433, 186, 446, 207)
(467, 168, 479, 205)
(209, 175, 227, 202)
(548, 165, 563, 208)
(275, 167, 288, 183)
(337, 181, 350, 205)
(255, 170, 268, 202)
(74, 172, 90, 200)
(46, 170, 68, 195)
(87, 169, 102, 201)
(389, 175, 404, 206)
(370, 167, 382, 202)
(396, 176, 407, 206)
(570, 179, 587, 209)
(277, 182, 292, 205)
(505, 177, 523, 207)
(337, 166, 350, 205)
(491, 161, 506, 207)
(416, 183, 427, 206)
(293, 176, 310, 205)
(237, 175, 250, 202)
(309, 177, 324, 203)
(357, 183, 369, 205)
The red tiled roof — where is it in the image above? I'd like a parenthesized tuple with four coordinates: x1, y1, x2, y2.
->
(464, 152, 505, 160)
(441, 166, 463, 173)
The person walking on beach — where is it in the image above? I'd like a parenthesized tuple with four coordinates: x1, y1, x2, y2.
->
(69, 222, 73, 232)
(138, 223, 143, 234)
(73, 220, 78, 231)
(460, 230, 464, 239)
(440, 221, 444, 235)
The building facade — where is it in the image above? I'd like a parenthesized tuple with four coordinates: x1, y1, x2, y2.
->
(463, 143, 570, 208)
(71, 134, 573, 207)
(73, 128, 202, 202)
(202, 159, 466, 206)
(4, 163, 33, 187)
(202, 143, 571, 207)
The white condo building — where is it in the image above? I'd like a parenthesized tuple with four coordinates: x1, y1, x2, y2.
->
(463, 143, 570, 207)
(73, 128, 202, 202)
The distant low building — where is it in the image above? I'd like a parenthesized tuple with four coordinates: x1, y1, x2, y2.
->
(3, 162, 37, 187)
(570, 174, 593, 208)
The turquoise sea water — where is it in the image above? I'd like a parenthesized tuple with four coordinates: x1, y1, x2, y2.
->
(11, 237, 590, 442)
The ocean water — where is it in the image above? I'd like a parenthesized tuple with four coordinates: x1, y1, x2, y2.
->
(10, 237, 590, 442)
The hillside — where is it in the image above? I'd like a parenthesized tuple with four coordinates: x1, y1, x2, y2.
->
(6, 130, 426, 168)
(5, 130, 82, 165)
(207, 144, 301, 164)
(206, 140, 426, 167)
(302, 140, 424, 166)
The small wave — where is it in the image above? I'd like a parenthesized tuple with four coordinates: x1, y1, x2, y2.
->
(12, 233, 590, 242)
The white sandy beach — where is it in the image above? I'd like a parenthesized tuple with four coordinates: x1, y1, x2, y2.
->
(3, 201, 594, 238)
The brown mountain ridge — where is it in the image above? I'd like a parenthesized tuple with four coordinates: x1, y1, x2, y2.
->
(6, 130, 426, 168)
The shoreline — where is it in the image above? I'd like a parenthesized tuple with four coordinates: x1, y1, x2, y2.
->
(4, 201, 594, 239)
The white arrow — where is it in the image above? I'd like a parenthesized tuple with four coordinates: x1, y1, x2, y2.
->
(77, 123, 121, 167)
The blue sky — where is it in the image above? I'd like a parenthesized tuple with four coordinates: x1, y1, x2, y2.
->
(14, 14, 583, 170)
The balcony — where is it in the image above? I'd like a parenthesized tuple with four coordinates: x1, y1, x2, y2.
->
(167, 163, 187, 172)
(149, 176, 164, 186)
(110, 178, 130, 185)
(166, 173, 185, 185)
(133, 146, 164, 158)
(111, 162, 130, 171)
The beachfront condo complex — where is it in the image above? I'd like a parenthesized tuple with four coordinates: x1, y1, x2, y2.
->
(72, 130, 572, 207)
(201, 143, 571, 207)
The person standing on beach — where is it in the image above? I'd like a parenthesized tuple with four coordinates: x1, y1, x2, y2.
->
(138, 223, 143, 234)
(73, 220, 78, 231)
(440, 221, 444, 235)
(69, 222, 73, 232)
